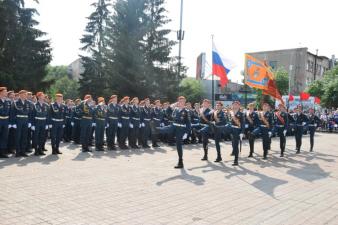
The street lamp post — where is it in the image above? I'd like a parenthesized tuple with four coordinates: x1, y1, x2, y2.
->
(177, 0, 184, 77)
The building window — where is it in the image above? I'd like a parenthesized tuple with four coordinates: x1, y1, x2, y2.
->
(269, 61, 277, 70)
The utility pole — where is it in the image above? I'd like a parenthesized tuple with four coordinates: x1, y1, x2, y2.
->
(211, 35, 214, 108)
(314, 49, 318, 81)
(177, 0, 184, 77)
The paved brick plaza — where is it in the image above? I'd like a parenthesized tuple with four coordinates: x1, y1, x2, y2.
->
(1, 133, 338, 225)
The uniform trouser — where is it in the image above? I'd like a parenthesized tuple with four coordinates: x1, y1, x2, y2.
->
(33, 120, 47, 151)
(0, 119, 9, 155)
(246, 127, 254, 155)
(200, 126, 210, 153)
(80, 118, 92, 149)
(129, 120, 140, 147)
(261, 127, 269, 157)
(64, 118, 72, 141)
(15, 119, 28, 155)
(95, 120, 105, 148)
(158, 125, 185, 162)
(191, 123, 202, 142)
(249, 127, 262, 155)
(51, 121, 63, 149)
(214, 125, 231, 157)
(119, 119, 129, 146)
(72, 119, 81, 143)
(295, 126, 303, 150)
(7, 127, 15, 152)
(26, 128, 32, 151)
(276, 127, 286, 154)
(309, 126, 316, 150)
(231, 127, 241, 163)
(152, 120, 161, 145)
(106, 119, 118, 147)
(141, 121, 151, 146)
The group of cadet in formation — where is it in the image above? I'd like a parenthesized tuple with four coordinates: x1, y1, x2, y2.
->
(0, 86, 321, 168)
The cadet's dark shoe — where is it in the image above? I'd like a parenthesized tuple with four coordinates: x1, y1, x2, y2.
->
(169, 143, 176, 146)
(174, 163, 184, 169)
(310, 148, 313, 152)
(280, 153, 284, 157)
(43, 148, 48, 152)
(152, 144, 160, 148)
(248, 154, 253, 158)
(39, 151, 46, 156)
(296, 150, 300, 154)
(232, 161, 239, 166)
(96, 147, 104, 151)
(201, 155, 208, 161)
(34, 151, 40, 156)
(0, 154, 9, 158)
(214, 157, 222, 162)
(143, 145, 151, 149)
(230, 153, 235, 156)
(15, 154, 21, 158)
(26, 149, 33, 153)
(263, 156, 267, 160)
(20, 153, 29, 157)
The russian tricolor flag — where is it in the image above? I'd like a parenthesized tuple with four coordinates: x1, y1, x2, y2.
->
(212, 41, 236, 87)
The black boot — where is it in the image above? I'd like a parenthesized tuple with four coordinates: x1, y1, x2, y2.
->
(56, 148, 62, 154)
(201, 143, 208, 161)
(39, 148, 46, 156)
(52, 146, 57, 155)
(34, 148, 40, 156)
(174, 160, 184, 169)
(214, 155, 222, 162)
(232, 159, 238, 166)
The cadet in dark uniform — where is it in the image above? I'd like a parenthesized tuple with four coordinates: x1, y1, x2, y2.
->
(106, 95, 120, 150)
(163, 102, 175, 146)
(79, 95, 95, 152)
(0, 87, 11, 158)
(151, 100, 163, 148)
(190, 103, 202, 144)
(274, 104, 289, 157)
(49, 93, 66, 155)
(12, 90, 31, 157)
(94, 97, 107, 151)
(229, 101, 245, 165)
(173, 97, 190, 168)
(259, 103, 273, 160)
(246, 103, 260, 157)
(6, 91, 16, 154)
(129, 97, 141, 149)
(118, 96, 131, 150)
(71, 99, 82, 144)
(140, 98, 152, 148)
(198, 99, 212, 161)
(211, 101, 227, 162)
(63, 99, 73, 142)
(293, 105, 308, 154)
(31, 92, 49, 156)
(307, 108, 320, 152)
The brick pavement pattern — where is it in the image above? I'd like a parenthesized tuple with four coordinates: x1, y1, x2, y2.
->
(1, 133, 338, 225)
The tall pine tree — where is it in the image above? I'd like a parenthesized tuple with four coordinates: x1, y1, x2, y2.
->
(79, 0, 111, 98)
(0, 0, 52, 91)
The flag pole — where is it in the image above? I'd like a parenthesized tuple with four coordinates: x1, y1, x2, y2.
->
(211, 34, 215, 108)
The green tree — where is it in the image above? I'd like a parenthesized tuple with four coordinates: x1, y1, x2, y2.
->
(79, 0, 111, 98)
(307, 66, 338, 108)
(274, 68, 289, 95)
(178, 78, 203, 103)
(47, 76, 80, 100)
(0, 0, 52, 91)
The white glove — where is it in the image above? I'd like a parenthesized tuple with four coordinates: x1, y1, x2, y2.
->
(160, 123, 164, 127)
(314, 123, 317, 127)
(283, 130, 287, 136)
(239, 133, 244, 141)
(13, 124, 17, 129)
(118, 123, 122, 128)
(105, 124, 109, 128)
(28, 123, 31, 128)
(182, 133, 188, 140)
(49, 125, 52, 129)
(92, 123, 96, 127)
(139, 124, 142, 128)
(302, 122, 307, 126)
(45, 125, 49, 130)
(8, 124, 12, 128)
(142, 123, 145, 127)
(268, 132, 272, 138)
(71, 122, 74, 127)
(31, 126, 35, 131)
(245, 124, 249, 128)
(63, 125, 66, 128)
(129, 123, 134, 128)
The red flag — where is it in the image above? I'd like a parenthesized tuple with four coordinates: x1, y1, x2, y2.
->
(314, 97, 321, 104)
(300, 92, 310, 101)
(262, 79, 284, 105)
(288, 94, 294, 102)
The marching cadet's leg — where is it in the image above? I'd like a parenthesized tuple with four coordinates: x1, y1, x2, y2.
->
(95, 121, 104, 151)
(309, 127, 315, 152)
(200, 126, 209, 161)
(174, 127, 184, 168)
(231, 128, 240, 166)
(261, 127, 270, 160)
(0, 121, 9, 158)
(214, 131, 222, 162)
